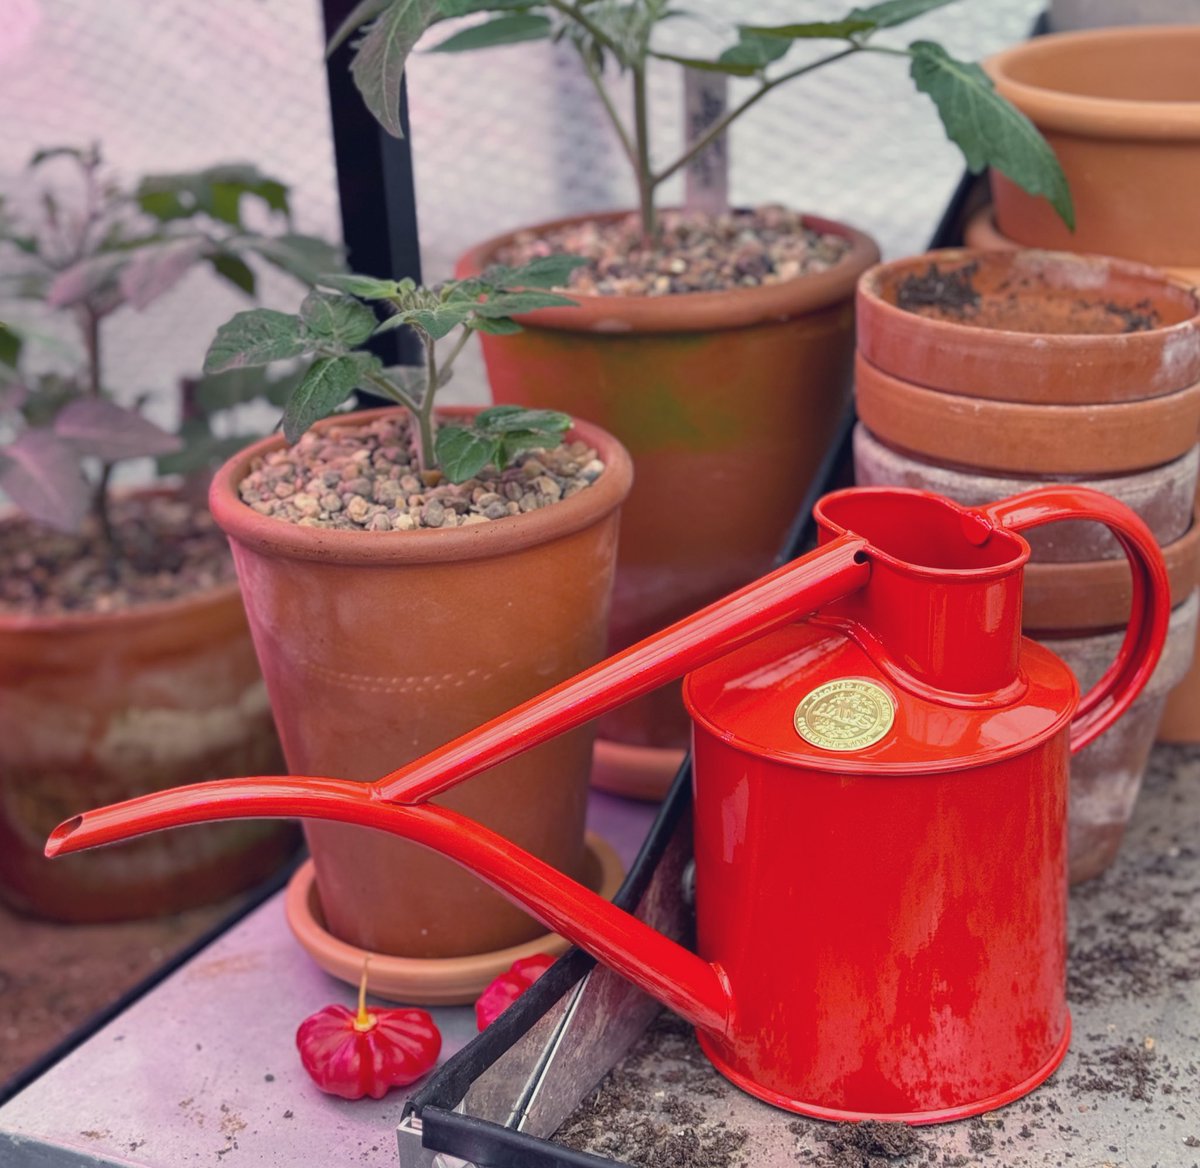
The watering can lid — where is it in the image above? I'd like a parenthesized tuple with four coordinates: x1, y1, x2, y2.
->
(682, 619, 1077, 776)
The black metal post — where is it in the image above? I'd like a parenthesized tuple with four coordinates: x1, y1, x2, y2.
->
(321, 0, 423, 370)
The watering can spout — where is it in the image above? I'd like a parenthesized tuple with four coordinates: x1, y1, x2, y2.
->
(46, 533, 875, 1038)
(45, 772, 736, 1035)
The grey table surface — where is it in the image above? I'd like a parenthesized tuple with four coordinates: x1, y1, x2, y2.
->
(2, 752, 1199, 1168)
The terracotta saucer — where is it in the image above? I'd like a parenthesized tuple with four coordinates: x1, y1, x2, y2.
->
(284, 831, 625, 1005)
(590, 737, 686, 802)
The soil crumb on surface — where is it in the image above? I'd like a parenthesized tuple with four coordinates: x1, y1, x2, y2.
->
(238, 413, 603, 530)
(896, 261, 981, 319)
(493, 206, 852, 297)
(0, 493, 235, 616)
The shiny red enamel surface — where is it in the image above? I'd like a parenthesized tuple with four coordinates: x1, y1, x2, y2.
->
(44, 485, 1171, 1123)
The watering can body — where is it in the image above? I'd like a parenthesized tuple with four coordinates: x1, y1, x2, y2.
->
(46, 485, 1169, 1124)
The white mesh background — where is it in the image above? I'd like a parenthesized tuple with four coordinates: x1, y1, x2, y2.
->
(0, 0, 1042, 420)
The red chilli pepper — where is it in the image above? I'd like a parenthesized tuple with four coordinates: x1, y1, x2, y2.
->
(296, 966, 441, 1100)
(475, 953, 556, 1031)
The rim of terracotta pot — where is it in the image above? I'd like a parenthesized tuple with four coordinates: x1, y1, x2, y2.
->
(986, 24, 1200, 140)
(854, 353, 1200, 475)
(454, 209, 881, 334)
(0, 487, 244, 635)
(962, 206, 1200, 289)
(209, 406, 634, 565)
(856, 248, 1200, 404)
(1024, 516, 1200, 632)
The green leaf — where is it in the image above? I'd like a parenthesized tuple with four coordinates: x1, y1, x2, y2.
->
(299, 290, 378, 347)
(209, 252, 257, 296)
(204, 309, 314, 374)
(429, 13, 551, 52)
(378, 300, 476, 340)
(118, 236, 211, 310)
(318, 272, 405, 299)
(136, 165, 292, 228)
(716, 33, 792, 71)
(469, 315, 523, 335)
(434, 425, 500, 483)
(474, 405, 571, 434)
(484, 253, 589, 289)
(282, 356, 363, 443)
(327, 0, 392, 56)
(849, 0, 960, 29)
(437, 0, 535, 16)
(737, 18, 875, 40)
(245, 234, 346, 286)
(472, 289, 577, 317)
(188, 367, 305, 415)
(909, 41, 1074, 229)
(350, 0, 443, 139)
(0, 324, 22, 368)
(651, 50, 760, 77)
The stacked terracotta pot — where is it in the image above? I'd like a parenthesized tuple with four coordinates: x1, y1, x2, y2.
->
(854, 248, 1200, 882)
(967, 23, 1200, 745)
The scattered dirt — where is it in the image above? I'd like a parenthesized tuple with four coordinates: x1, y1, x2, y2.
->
(1068, 1039, 1162, 1103)
(238, 413, 603, 530)
(793, 1119, 922, 1167)
(0, 493, 235, 616)
(555, 1012, 751, 1167)
(896, 261, 981, 319)
(492, 206, 852, 297)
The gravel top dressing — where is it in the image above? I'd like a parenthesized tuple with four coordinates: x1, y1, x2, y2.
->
(493, 207, 852, 297)
(0, 494, 235, 616)
(238, 413, 604, 531)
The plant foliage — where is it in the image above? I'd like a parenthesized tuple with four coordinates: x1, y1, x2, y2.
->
(203, 256, 586, 479)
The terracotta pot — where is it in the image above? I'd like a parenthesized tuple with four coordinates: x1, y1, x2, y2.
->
(209, 407, 632, 959)
(857, 248, 1200, 404)
(985, 25, 1200, 268)
(0, 539, 294, 922)
(963, 206, 1200, 288)
(1036, 591, 1198, 882)
(456, 210, 880, 777)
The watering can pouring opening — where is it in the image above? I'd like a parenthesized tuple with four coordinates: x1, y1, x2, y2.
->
(45, 485, 1170, 1124)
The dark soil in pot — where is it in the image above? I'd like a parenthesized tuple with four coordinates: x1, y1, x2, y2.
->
(491, 206, 852, 296)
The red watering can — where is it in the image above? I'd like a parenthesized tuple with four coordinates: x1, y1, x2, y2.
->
(46, 486, 1169, 1124)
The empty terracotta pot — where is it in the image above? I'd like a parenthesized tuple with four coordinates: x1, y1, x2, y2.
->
(209, 408, 633, 960)
(457, 210, 880, 796)
(985, 25, 1200, 269)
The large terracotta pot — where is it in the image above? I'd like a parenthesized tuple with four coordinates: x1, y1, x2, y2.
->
(208, 408, 632, 959)
(853, 248, 1200, 879)
(0, 541, 294, 922)
(985, 25, 1200, 269)
(456, 210, 879, 791)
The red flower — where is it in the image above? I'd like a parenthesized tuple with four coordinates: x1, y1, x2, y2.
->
(297, 967, 441, 1100)
(475, 954, 556, 1031)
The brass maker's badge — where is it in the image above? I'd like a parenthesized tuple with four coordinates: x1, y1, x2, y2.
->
(794, 678, 895, 751)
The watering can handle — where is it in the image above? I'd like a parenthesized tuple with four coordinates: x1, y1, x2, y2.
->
(981, 487, 1171, 754)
